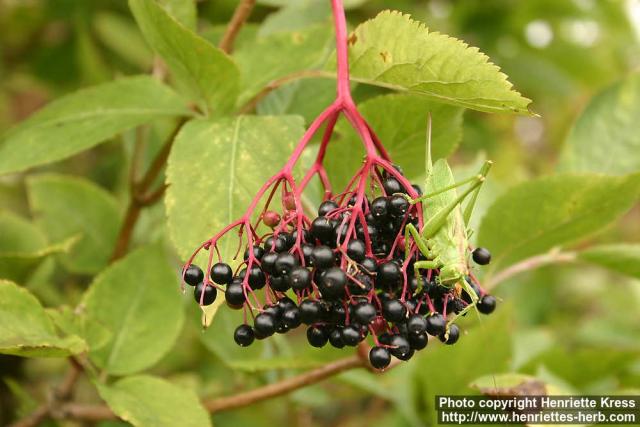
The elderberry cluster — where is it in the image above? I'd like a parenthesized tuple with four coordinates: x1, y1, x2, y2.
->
(183, 168, 497, 370)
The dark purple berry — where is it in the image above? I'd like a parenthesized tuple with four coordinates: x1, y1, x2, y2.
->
(311, 217, 335, 242)
(307, 325, 329, 347)
(234, 324, 255, 347)
(184, 265, 203, 286)
(247, 266, 266, 289)
(477, 295, 496, 314)
(225, 283, 245, 306)
(346, 239, 366, 262)
(389, 195, 409, 217)
(260, 251, 278, 274)
(318, 267, 346, 299)
(369, 346, 391, 369)
(274, 252, 298, 275)
(263, 235, 287, 253)
(269, 274, 290, 292)
(360, 257, 377, 273)
(282, 308, 301, 329)
(383, 177, 403, 195)
(472, 247, 491, 265)
(210, 262, 233, 285)
(382, 299, 407, 323)
(389, 334, 411, 359)
(311, 245, 334, 269)
(370, 197, 389, 221)
(299, 300, 321, 324)
(439, 323, 460, 345)
(318, 200, 339, 217)
(407, 314, 427, 334)
(377, 261, 402, 288)
(426, 313, 446, 336)
(409, 332, 428, 350)
(244, 246, 265, 261)
(194, 283, 217, 305)
(288, 267, 311, 291)
(254, 312, 276, 336)
(329, 328, 345, 348)
(353, 302, 377, 324)
(301, 243, 314, 264)
(341, 325, 362, 346)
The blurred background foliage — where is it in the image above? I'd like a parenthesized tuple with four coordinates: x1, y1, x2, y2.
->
(1, 0, 639, 426)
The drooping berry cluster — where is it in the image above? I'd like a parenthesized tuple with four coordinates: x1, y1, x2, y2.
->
(181, 0, 497, 371)
(182, 164, 496, 370)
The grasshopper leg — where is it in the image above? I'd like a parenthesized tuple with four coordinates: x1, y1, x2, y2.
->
(404, 223, 434, 259)
(446, 279, 481, 325)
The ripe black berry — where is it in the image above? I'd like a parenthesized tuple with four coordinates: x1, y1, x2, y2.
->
(269, 274, 289, 292)
(341, 325, 361, 346)
(389, 195, 409, 217)
(329, 328, 345, 348)
(406, 314, 427, 334)
(439, 323, 460, 345)
(318, 267, 346, 299)
(389, 334, 411, 359)
(477, 295, 497, 314)
(318, 200, 339, 217)
(301, 243, 314, 264)
(346, 239, 366, 262)
(472, 247, 491, 265)
(370, 197, 389, 221)
(254, 312, 276, 336)
(211, 262, 233, 285)
(377, 261, 402, 288)
(274, 252, 298, 275)
(194, 283, 217, 305)
(307, 325, 329, 347)
(426, 313, 446, 336)
(234, 324, 255, 347)
(263, 235, 287, 253)
(369, 346, 391, 369)
(288, 267, 311, 291)
(360, 257, 377, 273)
(382, 299, 407, 323)
(282, 308, 301, 329)
(244, 246, 265, 261)
(299, 300, 321, 324)
(408, 332, 428, 350)
(383, 177, 403, 195)
(225, 283, 245, 306)
(246, 266, 266, 289)
(260, 251, 278, 275)
(311, 245, 334, 269)
(353, 302, 377, 324)
(311, 217, 335, 242)
(184, 265, 203, 286)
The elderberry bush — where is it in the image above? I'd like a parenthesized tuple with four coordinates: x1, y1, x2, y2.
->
(184, 166, 497, 370)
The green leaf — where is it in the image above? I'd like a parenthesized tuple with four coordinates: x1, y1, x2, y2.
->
(0, 210, 77, 282)
(166, 115, 305, 260)
(0, 280, 87, 357)
(341, 11, 532, 114)
(27, 174, 122, 274)
(257, 78, 337, 124)
(94, 12, 153, 69)
(0, 76, 191, 176)
(130, 0, 239, 114)
(413, 305, 512, 425)
(478, 173, 640, 271)
(157, 0, 197, 30)
(47, 306, 112, 352)
(83, 246, 183, 375)
(559, 73, 640, 174)
(97, 375, 211, 427)
(324, 94, 463, 190)
(578, 243, 640, 280)
(234, 25, 334, 107)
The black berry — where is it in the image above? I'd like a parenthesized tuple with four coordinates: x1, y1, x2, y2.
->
(184, 265, 203, 286)
(234, 324, 255, 347)
(254, 312, 276, 336)
(299, 300, 321, 324)
(288, 267, 311, 291)
(211, 262, 233, 285)
(353, 302, 377, 324)
(307, 325, 329, 347)
(318, 200, 339, 217)
(346, 239, 366, 262)
(311, 245, 334, 269)
(439, 323, 460, 345)
(369, 346, 391, 369)
(426, 313, 446, 336)
(477, 295, 496, 314)
(225, 283, 245, 306)
(382, 299, 407, 323)
(194, 283, 217, 305)
(472, 247, 491, 265)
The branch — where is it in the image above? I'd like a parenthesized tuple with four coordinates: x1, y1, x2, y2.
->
(110, 117, 187, 262)
(485, 249, 578, 290)
(9, 358, 83, 427)
(219, 0, 257, 54)
(204, 354, 365, 413)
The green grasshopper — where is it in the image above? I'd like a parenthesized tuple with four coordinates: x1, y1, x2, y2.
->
(404, 117, 492, 331)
